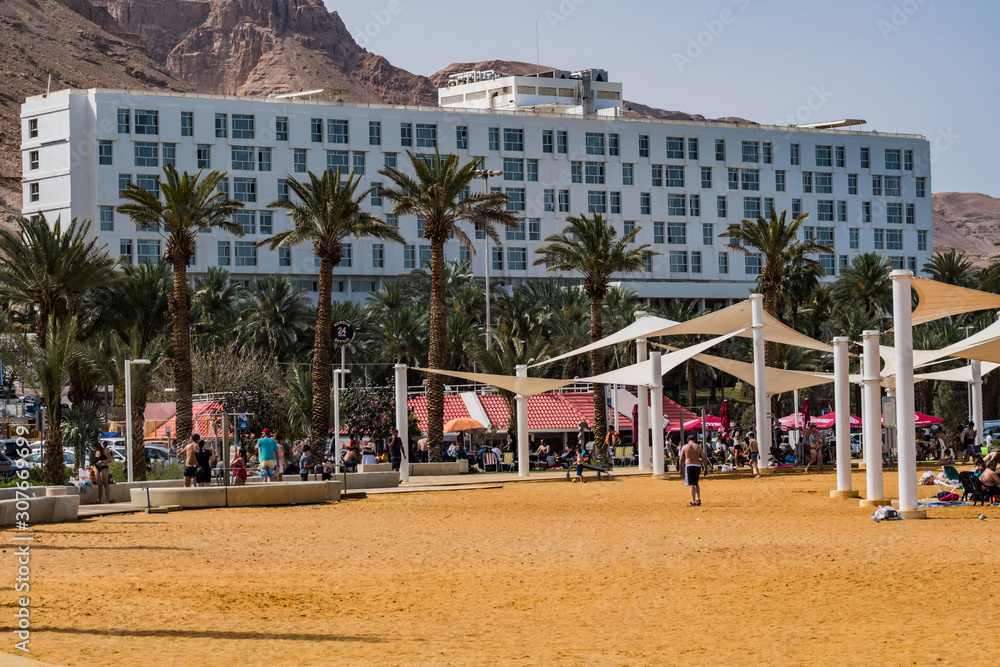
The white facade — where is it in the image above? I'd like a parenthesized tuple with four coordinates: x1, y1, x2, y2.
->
(20, 83, 933, 303)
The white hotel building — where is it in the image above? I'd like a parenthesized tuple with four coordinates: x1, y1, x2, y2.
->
(20, 69, 932, 303)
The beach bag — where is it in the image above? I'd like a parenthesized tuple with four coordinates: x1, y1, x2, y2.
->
(919, 471, 936, 485)
(77, 468, 93, 484)
(936, 492, 959, 502)
(872, 506, 905, 522)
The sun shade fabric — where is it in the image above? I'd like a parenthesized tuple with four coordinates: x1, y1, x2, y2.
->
(585, 330, 746, 385)
(878, 344, 951, 374)
(909, 277, 1000, 327)
(656, 344, 834, 394)
(913, 361, 1000, 382)
(530, 315, 678, 368)
(414, 368, 574, 397)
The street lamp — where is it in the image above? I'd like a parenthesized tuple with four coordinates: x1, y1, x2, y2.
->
(332, 368, 351, 455)
(474, 168, 503, 349)
(125, 359, 150, 483)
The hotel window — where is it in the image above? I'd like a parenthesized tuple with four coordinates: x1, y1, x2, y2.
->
(740, 170, 759, 191)
(887, 203, 903, 225)
(702, 223, 714, 246)
(258, 147, 271, 172)
(504, 128, 524, 152)
(528, 218, 541, 241)
(885, 149, 901, 170)
(816, 227, 834, 244)
(278, 246, 291, 267)
(802, 172, 813, 193)
(456, 126, 468, 149)
(400, 123, 413, 147)
(817, 200, 834, 222)
(904, 149, 914, 171)
(691, 251, 703, 274)
(666, 166, 684, 188)
(587, 191, 606, 214)
(717, 196, 727, 218)
(231, 147, 254, 171)
(277, 179, 289, 202)
(764, 198, 774, 217)
(689, 195, 701, 217)
(644, 254, 653, 273)
(666, 136, 684, 160)
(624, 220, 636, 236)
(651, 165, 663, 187)
(404, 245, 415, 269)
(28, 118, 38, 138)
(815, 145, 831, 167)
(803, 227, 815, 241)
(542, 130, 553, 153)
(908, 256, 917, 272)
(559, 190, 570, 212)
(506, 188, 526, 211)
(763, 142, 772, 164)
(906, 203, 915, 225)
(384, 152, 397, 170)
(715, 139, 725, 162)
(508, 247, 527, 271)
(327, 120, 348, 144)
(180, 111, 193, 137)
(874, 229, 884, 250)
(372, 244, 384, 269)
(849, 228, 860, 250)
(339, 244, 352, 268)
(416, 124, 437, 148)
(610, 134, 620, 156)
(884, 176, 901, 197)
(216, 177, 228, 198)
(653, 222, 664, 244)
(701, 167, 712, 189)
(276, 117, 288, 141)
(860, 147, 870, 169)
(586, 132, 605, 155)
(791, 199, 802, 219)
(639, 135, 649, 158)
(815, 172, 832, 193)
(836, 146, 845, 168)
(872, 175, 882, 196)
(610, 192, 621, 214)
(488, 127, 499, 151)
(719, 251, 729, 274)
(310, 118, 322, 142)
(819, 254, 836, 276)
(326, 150, 349, 174)
(157, 143, 174, 168)
(259, 211, 273, 235)
(120, 240, 133, 264)
(688, 138, 699, 160)
(743, 197, 761, 219)
(352, 151, 366, 175)
(544, 189, 555, 212)
(640, 192, 650, 215)
(134, 142, 158, 167)
(668, 194, 686, 216)
(670, 251, 688, 273)
(863, 202, 872, 223)
(848, 174, 858, 195)
(889, 256, 904, 270)
(506, 220, 526, 241)
(837, 200, 847, 222)
(135, 110, 158, 135)
(623, 163, 634, 186)
(385, 214, 397, 227)
(917, 230, 928, 251)
(235, 241, 257, 267)
(491, 246, 502, 271)
(233, 177, 256, 203)
(557, 131, 568, 153)
(571, 162, 583, 183)
(775, 170, 785, 192)
(503, 158, 524, 181)
(136, 175, 159, 199)
(742, 141, 759, 163)
(293, 149, 306, 173)
(234, 211, 255, 234)
(790, 143, 799, 166)
(196, 145, 211, 169)
(667, 222, 686, 245)
(118, 174, 131, 197)
(98, 142, 113, 167)
(745, 254, 761, 275)
(886, 229, 903, 250)
(99, 206, 114, 232)
(728, 168, 738, 190)
(232, 114, 254, 139)
(215, 113, 227, 138)
(369, 121, 381, 146)
(916, 177, 926, 198)
(585, 162, 605, 184)
(137, 239, 161, 265)
(369, 183, 382, 207)
(461, 244, 473, 263)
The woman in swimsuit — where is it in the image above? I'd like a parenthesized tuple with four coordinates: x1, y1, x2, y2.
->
(91, 441, 112, 503)
(231, 448, 248, 486)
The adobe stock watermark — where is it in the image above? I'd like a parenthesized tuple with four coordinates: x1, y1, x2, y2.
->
(774, 85, 835, 136)
(544, 0, 589, 30)
(673, 0, 753, 73)
(877, 0, 932, 40)
(351, 0, 412, 49)
(11, 423, 33, 653)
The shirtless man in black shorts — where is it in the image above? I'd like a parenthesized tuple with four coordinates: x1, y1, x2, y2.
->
(679, 435, 709, 506)
(182, 433, 203, 487)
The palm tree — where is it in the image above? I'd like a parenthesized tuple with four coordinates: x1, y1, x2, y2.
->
(235, 275, 313, 361)
(191, 267, 245, 345)
(262, 169, 403, 462)
(381, 151, 518, 460)
(720, 210, 830, 366)
(118, 165, 245, 445)
(923, 249, 974, 287)
(830, 253, 893, 319)
(535, 213, 657, 465)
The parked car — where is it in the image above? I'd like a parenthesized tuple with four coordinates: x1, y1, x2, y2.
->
(0, 439, 23, 459)
(108, 444, 166, 463)
(17, 450, 75, 470)
(0, 452, 13, 480)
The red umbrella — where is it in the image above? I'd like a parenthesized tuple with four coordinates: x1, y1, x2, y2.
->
(778, 413, 807, 429)
(801, 398, 811, 427)
(720, 400, 731, 433)
(884, 412, 944, 427)
(811, 412, 862, 430)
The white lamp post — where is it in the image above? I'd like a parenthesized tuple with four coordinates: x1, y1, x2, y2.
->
(474, 169, 503, 349)
(124, 358, 150, 483)
(333, 368, 351, 456)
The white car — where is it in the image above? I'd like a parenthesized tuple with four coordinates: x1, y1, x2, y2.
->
(17, 450, 75, 469)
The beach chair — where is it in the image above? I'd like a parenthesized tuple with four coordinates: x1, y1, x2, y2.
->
(501, 451, 515, 472)
(613, 444, 635, 467)
(481, 451, 501, 473)
(361, 453, 377, 465)
(933, 465, 963, 496)
(963, 472, 1000, 506)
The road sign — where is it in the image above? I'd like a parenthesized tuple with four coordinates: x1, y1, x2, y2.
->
(237, 414, 250, 430)
(882, 397, 896, 428)
(332, 319, 356, 346)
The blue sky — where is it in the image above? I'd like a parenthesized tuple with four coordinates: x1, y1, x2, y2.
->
(330, 0, 998, 196)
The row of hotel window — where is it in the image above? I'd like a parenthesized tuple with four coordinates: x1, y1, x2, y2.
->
(97, 110, 919, 169)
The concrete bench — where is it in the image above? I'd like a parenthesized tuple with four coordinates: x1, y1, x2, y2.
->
(0, 495, 79, 526)
(357, 463, 392, 473)
(565, 463, 613, 481)
(410, 460, 469, 476)
(129, 481, 342, 509)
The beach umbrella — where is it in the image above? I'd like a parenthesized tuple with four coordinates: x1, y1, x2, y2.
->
(443, 418, 486, 433)
(801, 398, 811, 426)
(778, 413, 807, 429)
(631, 403, 638, 434)
(720, 400, 731, 433)
(811, 411, 862, 430)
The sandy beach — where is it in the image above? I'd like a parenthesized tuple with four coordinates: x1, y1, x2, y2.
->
(4, 469, 997, 666)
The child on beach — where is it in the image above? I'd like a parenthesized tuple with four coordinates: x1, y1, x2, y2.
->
(299, 445, 312, 481)
(573, 447, 586, 484)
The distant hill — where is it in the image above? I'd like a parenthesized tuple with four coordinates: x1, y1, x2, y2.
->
(932, 192, 1000, 267)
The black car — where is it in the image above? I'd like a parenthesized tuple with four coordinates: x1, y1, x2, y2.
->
(0, 439, 23, 460)
(0, 451, 13, 480)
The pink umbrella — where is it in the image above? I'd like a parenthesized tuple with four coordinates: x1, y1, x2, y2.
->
(778, 413, 807, 429)
(811, 412, 862, 430)
(669, 417, 722, 432)
(885, 412, 944, 427)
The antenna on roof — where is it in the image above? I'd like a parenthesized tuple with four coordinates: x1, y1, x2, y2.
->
(535, 20, 540, 76)
(46, 74, 51, 97)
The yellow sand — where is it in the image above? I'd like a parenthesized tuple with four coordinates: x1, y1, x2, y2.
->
(5, 470, 997, 666)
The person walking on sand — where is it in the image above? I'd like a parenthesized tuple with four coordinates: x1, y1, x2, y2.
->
(747, 433, 761, 478)
(679, 435, 708, 506)
(573, 447, 587, 483)
(256, 428, 278, 483)
(804, 425, 821, 473)
(387, 427, 406, 472)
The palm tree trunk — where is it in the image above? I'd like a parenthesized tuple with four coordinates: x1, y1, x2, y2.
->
(310, 257, 333, 467)
(171, 259, 193, 444)
(132, 398, 148, 481)
(589, 294, 608, 465)
(43, 408, 65, 485)
(426, 241, 447, 462)
(686, 360, 697, 409)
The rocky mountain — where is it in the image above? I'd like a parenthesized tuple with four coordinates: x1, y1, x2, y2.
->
(931, 192, 1000, 267)
(0, 0, 189, 224)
